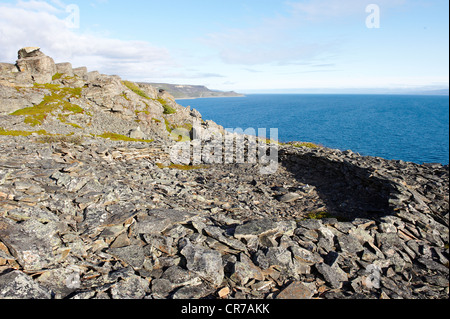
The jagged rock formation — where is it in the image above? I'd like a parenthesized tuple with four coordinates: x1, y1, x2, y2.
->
(0, 48, 448, 300)
(0, 47, 209, 141)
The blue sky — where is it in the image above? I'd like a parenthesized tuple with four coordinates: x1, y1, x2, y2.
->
(0, 0, 448, 93)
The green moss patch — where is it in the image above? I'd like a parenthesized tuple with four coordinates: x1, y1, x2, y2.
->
(0, 127, 49, 137)
(12, 84, 84, 127)
(156, 163, 208, 170)
(52, 73, 63, 81)
(97, 132, 153, 143)
(122, 81, 150, 99)
(37, 135, 84, 145)
(304, 211, 333, 220)
(157, 98, 177, 115)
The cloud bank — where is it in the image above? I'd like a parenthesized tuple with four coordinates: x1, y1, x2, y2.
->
(0, 0, 176, 79)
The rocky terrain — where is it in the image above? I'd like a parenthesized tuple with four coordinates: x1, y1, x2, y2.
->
(148, 83, 244, 99)
(0, 48, 448, 300)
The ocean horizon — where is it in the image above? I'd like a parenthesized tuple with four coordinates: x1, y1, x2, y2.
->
(178, 94, 450, 165)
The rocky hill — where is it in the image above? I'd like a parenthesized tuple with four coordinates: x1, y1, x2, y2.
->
(0, 47, 223, 143)
(147, 83, 244, 99)
(0, 48, 448, 300)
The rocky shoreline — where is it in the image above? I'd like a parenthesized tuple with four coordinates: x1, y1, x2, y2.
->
(0, 48, 448, 300)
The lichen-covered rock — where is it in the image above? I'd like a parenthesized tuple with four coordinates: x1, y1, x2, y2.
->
(0, 270, 51, 299)
(15, 47, 56, 82)
(180, 241, 224, 287)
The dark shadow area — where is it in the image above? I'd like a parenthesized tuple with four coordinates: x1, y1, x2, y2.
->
(279, 149, 397, 222)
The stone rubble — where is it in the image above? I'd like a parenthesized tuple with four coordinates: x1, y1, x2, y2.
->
(0, 134, 448, 300)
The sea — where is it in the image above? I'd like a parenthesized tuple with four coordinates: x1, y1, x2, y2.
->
(177, 94, 449, 165)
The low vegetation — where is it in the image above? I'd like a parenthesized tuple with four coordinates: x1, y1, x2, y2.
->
(122, 81, 150, 99)
(37, 134, 84, 145)
(97, 132, 154, 143)
(156, 163, 208, 170)
(304, 211, 333, 220)
(0, 127, 48, 137)
(11, 83, 84, 127)
(157, 98, 177, 115)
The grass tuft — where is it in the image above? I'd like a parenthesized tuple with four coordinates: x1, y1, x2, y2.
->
(97, 132, 153, 143)
(12, 84, 84, 126)
(122, 81, 150, 99)
(156, 163, 208, 170)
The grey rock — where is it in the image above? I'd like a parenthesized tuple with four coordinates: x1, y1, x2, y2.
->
(234, 219, 279, 240)
(56, 62, 74, 77)
(231, 253, 264, 285)
(129, 127, 145, 140)
(16, 47, 56, 80)
(417, 258, 449, 274)
(0, 218, 59, 271)
(315, 263, 348, 289)
(36, 266, 81, 298)
(108, 245, 145, 270)
(203, 225, 247, 252)
(73, 67, 88, 80)
(337, 234, 364, 254)
(276, 281, 314, 299)
(297, 219, 323, 230)
(180, 242, 224, 287)
(136, 209, 198, 235)
(151, 278, 174, 298)
(172, 283, 213, 299)
(290, 245, 323, 265)
(110, 274, 149, 299)
(279, 192, 302, 203)
(0, 270, 51, 299)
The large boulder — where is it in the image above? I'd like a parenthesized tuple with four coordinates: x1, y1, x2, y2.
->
(56, 62, 74, 77)
(15, 47, 56, 83)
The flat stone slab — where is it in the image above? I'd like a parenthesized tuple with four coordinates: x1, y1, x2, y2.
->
(180, 241, 224, 287)
(0, 218, 59, 271)
(278, 192, 302, 203)
(234, 219, 280, 240)
(108, 245, 145, 270)
(0, 270, 51, 299)
(136, 209, 199, 235)
(276, 281, 314, 299)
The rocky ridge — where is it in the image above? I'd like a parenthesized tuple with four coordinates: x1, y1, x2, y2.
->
(0, 48, 448, 300)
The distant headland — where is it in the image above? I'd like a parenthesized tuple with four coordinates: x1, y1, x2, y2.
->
(144, 83, 245, 99)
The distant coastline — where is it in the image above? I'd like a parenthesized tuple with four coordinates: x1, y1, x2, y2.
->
(175, 95, 246, 100)
(142, 82, 245, 99)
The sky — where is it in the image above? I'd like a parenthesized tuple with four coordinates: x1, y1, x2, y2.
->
(0, 0, 448, 93)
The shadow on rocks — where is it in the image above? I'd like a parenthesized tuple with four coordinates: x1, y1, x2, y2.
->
(279, 148, 398, 222)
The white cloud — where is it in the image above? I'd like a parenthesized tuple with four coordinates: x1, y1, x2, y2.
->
(0, 1, 176, 80)
(200, 12, 337, 66)
(199, 0, 410, 66)
(16, 0, 63, 12)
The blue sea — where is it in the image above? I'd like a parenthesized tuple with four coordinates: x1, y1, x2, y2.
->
(177, 94, 449, 165)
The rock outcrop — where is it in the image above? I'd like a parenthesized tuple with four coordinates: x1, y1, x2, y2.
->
(0, 47, 215, 142)
(15, 47, 57, 83)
